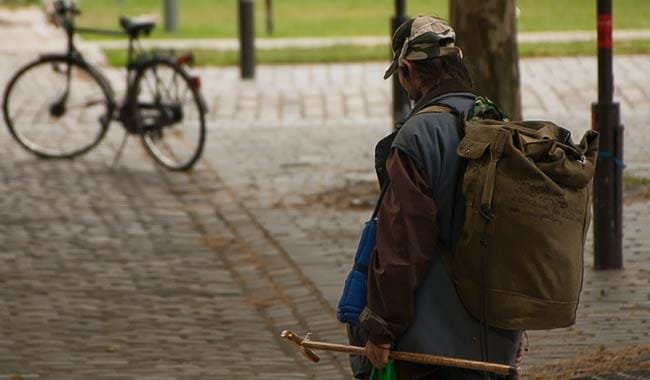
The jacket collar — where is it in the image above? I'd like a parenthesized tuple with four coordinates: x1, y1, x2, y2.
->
(396, 79, 475, 129)
(413, 79, 474, 113)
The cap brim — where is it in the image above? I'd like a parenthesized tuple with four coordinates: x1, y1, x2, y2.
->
(383, 60, 398, 80)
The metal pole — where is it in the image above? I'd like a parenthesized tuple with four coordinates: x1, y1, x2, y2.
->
(391, 0, 410, 128)
(238, 0, 256, 79)
(163, 0, 178, 33)
(592, 0, 623, 269)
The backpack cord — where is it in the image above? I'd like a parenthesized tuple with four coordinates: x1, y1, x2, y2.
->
(479, 208, 494, 380)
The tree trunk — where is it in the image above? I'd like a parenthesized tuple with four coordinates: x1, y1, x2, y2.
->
(450, 0, 522, 120)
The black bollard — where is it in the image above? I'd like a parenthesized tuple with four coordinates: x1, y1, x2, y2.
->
(391, 0, 410, 128)
(592, 0, 623, 270)
(238, 0, 256, 79)
(163, 0, 178, 33)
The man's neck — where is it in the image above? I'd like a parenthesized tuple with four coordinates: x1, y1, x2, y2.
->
(410, 78, 474, 114)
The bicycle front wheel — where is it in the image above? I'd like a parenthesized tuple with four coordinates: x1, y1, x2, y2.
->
(2, 56, 111, 159)
(134, 59, 206, 171)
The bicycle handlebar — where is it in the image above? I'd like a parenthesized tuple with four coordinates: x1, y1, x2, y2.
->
(47, 1, 124, 37)
(53, 0, 81, 17)
(46, 0, 80, 32)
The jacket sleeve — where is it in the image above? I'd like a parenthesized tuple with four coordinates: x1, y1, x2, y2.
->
(360, 148, 440, 345)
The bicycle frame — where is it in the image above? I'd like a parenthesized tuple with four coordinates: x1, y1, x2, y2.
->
(50, 8, 207, 136)
(53, 16, 169, 133)
(59, 17, 142, 95)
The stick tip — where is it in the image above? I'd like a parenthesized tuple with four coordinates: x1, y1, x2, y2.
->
(510, 366, 522, 378)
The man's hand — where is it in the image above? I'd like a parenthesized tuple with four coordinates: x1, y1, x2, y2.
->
(515, 331, 529, 366)
(365, 340, 391, 369)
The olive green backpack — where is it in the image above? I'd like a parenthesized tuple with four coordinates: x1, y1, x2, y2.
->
(418, 98, 599, 330)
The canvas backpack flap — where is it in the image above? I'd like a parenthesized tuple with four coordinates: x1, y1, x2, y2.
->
(534, 130, 600, 188)
(508, 122, 600, 188)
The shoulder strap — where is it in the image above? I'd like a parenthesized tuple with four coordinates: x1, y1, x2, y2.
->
(414, 102, 466, 138)
(416, 104, 453, 115)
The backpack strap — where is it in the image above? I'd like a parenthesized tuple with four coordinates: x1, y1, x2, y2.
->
(415, 103, 466, 137)
(416, 102, 468, 272)
(415, 104, 454, 115)
(413, 102, 468, 255)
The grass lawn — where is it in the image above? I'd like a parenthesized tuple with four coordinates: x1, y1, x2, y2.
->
(519, 39, 650, 57)
(103, 39, 650, 67)
(68, 0, 650, 40)
(624, 174, 650, 188)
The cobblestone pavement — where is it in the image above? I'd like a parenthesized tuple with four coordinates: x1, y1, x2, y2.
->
(1, 7, 649, 380)
(0, 94, 350, 379)
(0, 16, 350, 378)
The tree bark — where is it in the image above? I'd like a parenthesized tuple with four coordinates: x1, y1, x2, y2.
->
(450, 0, 522, 120)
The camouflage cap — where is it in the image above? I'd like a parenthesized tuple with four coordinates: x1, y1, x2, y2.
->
(384, 16, 462, 79)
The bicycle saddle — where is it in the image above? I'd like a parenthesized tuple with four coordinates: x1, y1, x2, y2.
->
(119, 16, 156, 37)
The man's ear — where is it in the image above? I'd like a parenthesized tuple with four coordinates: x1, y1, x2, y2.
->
(401, 59, 413, 77)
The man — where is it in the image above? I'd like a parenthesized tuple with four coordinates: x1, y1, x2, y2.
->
(347, 16, 523, 379)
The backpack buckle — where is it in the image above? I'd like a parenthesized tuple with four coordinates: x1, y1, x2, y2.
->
(479, 204, 494, 222)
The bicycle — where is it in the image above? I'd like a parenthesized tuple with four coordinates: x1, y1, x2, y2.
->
(2, 0, 207, 171)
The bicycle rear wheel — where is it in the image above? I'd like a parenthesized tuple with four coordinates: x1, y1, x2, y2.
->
(2, 56, 111, 158)
(134, 58, 206, 171)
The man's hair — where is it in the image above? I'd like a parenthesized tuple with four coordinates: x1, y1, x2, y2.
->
(403, 54, 473, 89)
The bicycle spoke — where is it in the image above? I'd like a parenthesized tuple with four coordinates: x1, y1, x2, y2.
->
(163, 70, 179, 101)
(158, 72, 175, 101)
(142, 70, 159, 101)
(180, 84, 196, 105)
(178, 97, 198, 107)
(152, 65, 175, 101)
(65, 98, 106, 110)
(18, 103, 54, 153)
(179, 86, 191, 104)
(8, 96, 29, 122)
(150, 66, 171, 101)
(173, 72, 180, 101)
(29, 102, 49, 127)
(55, 119, 73, 152)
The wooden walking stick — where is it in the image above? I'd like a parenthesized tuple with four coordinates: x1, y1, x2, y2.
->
(281, 330, 520, 377)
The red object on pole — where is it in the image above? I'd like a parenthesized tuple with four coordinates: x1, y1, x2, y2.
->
(597, 14, 613, 48)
